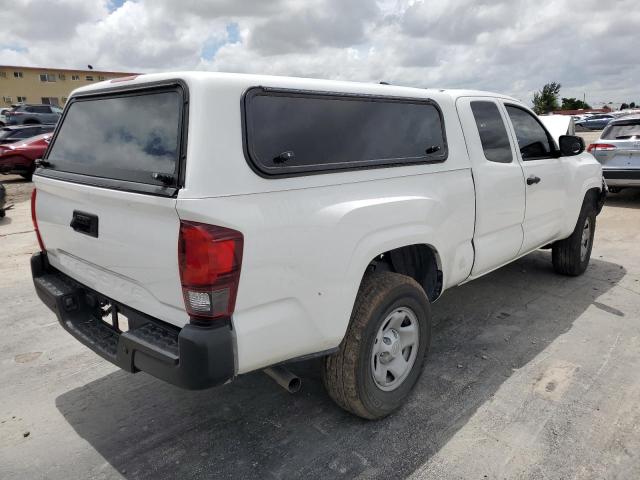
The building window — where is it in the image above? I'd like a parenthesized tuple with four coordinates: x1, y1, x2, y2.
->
(98, 75, 105, 81)
(58, 73, 66, 80)
(0, 72, 6, 78)
(62, 97, 68, 103)
(14, 71, 23, 78)
(41, 97, 60, 106)
(17, 96, 27, 103)
(2, 96, 12, 102)
(39, 73, 56, 82)
(86, 75, 94, 81)
(72, 74, 80, 81)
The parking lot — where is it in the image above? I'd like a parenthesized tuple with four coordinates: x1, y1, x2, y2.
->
(2, 139, 640, 478)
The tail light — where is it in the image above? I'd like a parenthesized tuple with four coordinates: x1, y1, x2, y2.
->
(178, 221, 243, 322)
(30, 189, 46, 251)
(587, 143, 616, 153)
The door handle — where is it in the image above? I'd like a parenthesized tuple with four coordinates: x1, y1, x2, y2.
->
(527, 175, 541, 185)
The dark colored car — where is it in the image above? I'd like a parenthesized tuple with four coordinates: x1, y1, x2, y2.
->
(0, 124, 55, 144)
(5, 104, 62, 125)
(0, 181, 9, 218)
(0, 107, 12, 126)
(0, 133, 51, 180)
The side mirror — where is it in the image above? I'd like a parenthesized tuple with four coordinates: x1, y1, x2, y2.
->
(559, 135, 585, 156)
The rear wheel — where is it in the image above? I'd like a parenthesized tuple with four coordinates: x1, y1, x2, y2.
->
(19, 167, 34, 182)
(322, 271, 431, 419)
(552, 198, 596, 276)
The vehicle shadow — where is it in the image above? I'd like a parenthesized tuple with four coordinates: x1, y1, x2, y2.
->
(605, 188, 640, 209)
(0, 174, 30, 184)
(55, 252, 625, 479)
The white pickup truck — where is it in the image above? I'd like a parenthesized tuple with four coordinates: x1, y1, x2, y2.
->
(31, 73, 605, 419)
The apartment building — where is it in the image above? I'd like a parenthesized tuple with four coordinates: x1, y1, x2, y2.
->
(0, 65, 139, 107)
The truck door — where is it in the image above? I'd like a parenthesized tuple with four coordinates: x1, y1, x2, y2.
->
(502, 104, 567, 253)
(456, 97, 526, 276)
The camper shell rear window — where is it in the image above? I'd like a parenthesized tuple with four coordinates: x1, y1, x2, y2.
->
(41, 82, 187, 196)
(242, 87, 448, 177)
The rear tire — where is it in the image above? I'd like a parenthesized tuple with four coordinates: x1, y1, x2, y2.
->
(552, 198, 596, 276)
(20, 168, 34, 182)
(322, 271, 431, 419)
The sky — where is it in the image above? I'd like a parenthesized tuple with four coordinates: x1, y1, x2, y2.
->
(0, 0, 638, 107)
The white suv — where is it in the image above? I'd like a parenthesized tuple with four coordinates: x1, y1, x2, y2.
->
(31, 73, 605, 419)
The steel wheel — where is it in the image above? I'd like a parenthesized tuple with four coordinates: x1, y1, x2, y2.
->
(371, 307, 420, 391)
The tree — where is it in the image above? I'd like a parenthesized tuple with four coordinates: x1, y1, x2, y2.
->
(560, 97, 592, 110)
(532, 82, 561, 114)
(620, 103, 630, 110)
(631, 102, 636, 108)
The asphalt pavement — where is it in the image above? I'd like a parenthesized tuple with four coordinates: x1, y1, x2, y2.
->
(1, 172, 639, 480)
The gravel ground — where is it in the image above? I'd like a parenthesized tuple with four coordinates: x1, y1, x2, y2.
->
(1, 143, 640, 479)
(2, 174, 33, 204)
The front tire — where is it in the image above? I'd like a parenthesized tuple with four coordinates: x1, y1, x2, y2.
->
(322, 271, 431, 419)
(552, 199, 596, 276)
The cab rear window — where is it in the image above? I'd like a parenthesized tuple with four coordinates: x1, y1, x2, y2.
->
(46, 88, 183, 188)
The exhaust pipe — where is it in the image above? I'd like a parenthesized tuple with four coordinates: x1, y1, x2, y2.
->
(264, 366, 301, 393)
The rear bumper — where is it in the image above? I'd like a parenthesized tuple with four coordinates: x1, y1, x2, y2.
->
(31, 252, 235, 390)
(603, 169, 640, 186)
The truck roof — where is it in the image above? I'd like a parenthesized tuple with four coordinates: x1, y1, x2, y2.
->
(69, 71, 521, 105)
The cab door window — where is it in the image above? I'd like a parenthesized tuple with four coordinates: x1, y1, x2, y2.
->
(470, 101, 513, 163)
(506, 105, 555, 160)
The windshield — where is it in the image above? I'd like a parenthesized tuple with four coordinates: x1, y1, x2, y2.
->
(602, 122, 640, 140)
(46, 89, 182, 186)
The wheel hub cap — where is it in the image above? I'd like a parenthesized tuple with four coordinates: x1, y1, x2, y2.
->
(371, 307, 420, 391)
(380, 329, 401, 362)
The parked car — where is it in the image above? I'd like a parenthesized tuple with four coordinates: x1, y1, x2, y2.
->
(30, 73, 605, 419)
(575, 114, 615, 130)
(0, 124, 55, 144)
(0, 133, 51, 180)
(588, 114, 640, 192)
(5, 104, 62, 125)
(538, 115, 575, 144)
(0, 107, 12, 126)
(0, 181, 10, 218)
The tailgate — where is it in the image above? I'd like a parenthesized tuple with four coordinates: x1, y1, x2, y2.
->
(33, 81, 189, 327)
(35, 178, 188, 326)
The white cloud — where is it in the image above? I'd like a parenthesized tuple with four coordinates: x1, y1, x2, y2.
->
(1, 0, 638, 106)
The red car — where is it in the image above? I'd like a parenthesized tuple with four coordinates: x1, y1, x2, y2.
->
(0, 133, 51, 180)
